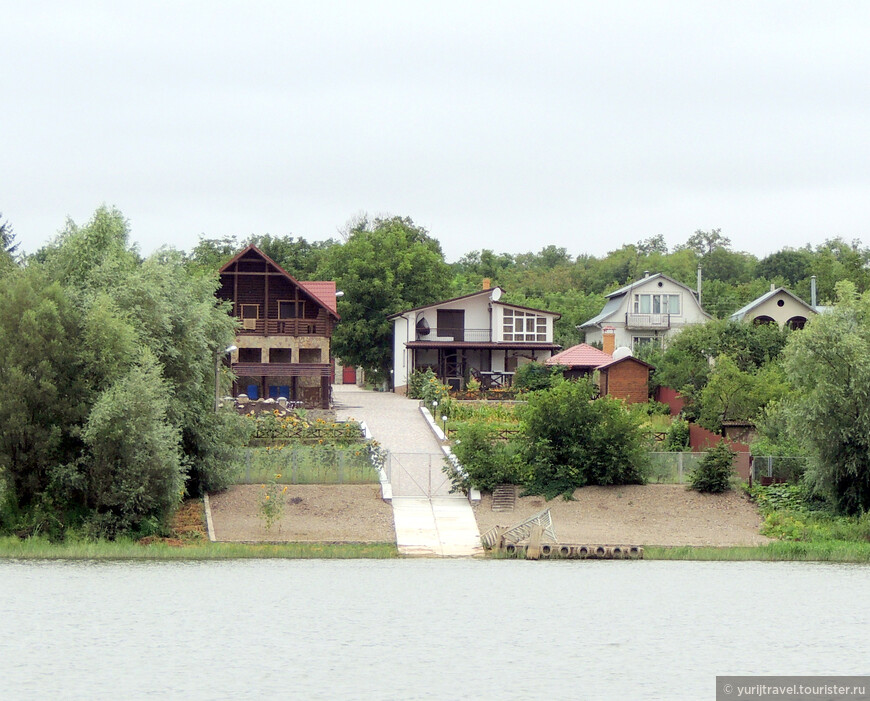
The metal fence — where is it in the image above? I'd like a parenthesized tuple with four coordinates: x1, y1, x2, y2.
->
(648, 452, 708, 484)
(234, 445, 380, 485)
(386, 451, 453, 497)
(750, 456, 807, 484)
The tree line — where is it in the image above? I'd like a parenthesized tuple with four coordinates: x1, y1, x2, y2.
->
(2, 208, 869, 529)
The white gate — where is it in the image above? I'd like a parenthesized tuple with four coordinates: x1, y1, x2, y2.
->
(387, 451, 452, 497)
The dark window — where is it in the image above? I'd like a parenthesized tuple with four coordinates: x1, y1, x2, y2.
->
(239, 348, 262, 363)
(269, 348, 292, 363)
(299, 348, 322, 363)
(278, 300, 296, 319)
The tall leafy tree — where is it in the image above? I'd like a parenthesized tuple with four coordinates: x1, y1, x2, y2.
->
(322, 216, 451, 382)
(783, 282, 870, 514)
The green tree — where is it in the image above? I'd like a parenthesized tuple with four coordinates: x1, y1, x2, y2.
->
(1, 213, 18, 258)
(782, 282, 870, 514)
(680, 228, 731, 257)
(322, 216, 451, 382)
(83, 352, 185, 537)
(653, 320, 788, 420)
(698, 356, 787, 435)
(0, 268, 91, 522)
(520, 379, 649, 498)
(689, 441, 735, 493)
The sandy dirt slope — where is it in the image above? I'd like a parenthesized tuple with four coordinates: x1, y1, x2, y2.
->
(473, 484, 771, 547)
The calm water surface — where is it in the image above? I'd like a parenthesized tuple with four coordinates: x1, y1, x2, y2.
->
(1, 559, 868, 700)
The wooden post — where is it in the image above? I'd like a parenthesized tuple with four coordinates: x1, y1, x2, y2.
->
(526, 524, 543, 560)
(321, 375, 330, 409)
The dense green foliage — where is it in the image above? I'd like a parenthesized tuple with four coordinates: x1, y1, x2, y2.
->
(689, 441, 735, 493)
(0, 207, 240, 539)
(520, 380, 649, 498)
(512, 362, 563, 392)
(781, 283, 870, 515)
(447, 422, 526, 492)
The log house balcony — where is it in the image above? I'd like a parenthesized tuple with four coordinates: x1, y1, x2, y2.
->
(236, 318, 330, 336)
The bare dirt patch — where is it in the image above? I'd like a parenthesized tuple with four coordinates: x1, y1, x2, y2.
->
(474, 484, 771, 547)
(209, 484, 395, 543)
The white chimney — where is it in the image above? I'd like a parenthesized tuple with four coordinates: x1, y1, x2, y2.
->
(697, 265, 702, 306)
(811, 275, 817, 308)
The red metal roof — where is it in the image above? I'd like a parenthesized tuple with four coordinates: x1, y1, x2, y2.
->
(299, 281, 338, 315)
(546, 343, 614, 368)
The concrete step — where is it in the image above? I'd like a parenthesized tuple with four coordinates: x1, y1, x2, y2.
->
(492, 484, 517, 512)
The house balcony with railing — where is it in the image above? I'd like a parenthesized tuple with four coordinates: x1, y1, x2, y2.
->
(625, 313, 671, 330)
(237, 318, 329, 336)
(416, 327, 492, 342)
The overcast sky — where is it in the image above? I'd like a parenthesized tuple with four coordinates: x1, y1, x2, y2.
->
(3, 1, 869, 262)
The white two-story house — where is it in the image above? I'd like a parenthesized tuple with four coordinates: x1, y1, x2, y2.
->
(390, 286, 561, 394)
(579, 273, 711, 351)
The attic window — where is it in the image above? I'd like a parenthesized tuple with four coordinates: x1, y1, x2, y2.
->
(240, 304, 259, 319)
(278, 300, 297, 319)
(777, 299, 785, 307)
(502, 308, 547, 341)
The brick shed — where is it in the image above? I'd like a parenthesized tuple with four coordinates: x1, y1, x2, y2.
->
(597, 356, 654, 404)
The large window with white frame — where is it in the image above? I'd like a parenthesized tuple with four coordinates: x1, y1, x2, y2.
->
(633, 293, 680, 315)
(502, 308, 548, 341)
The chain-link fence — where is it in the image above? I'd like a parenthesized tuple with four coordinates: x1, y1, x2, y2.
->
(750, 456, 807, 485)
(233, 445, 381, 485)
(648, 452, 708, 483)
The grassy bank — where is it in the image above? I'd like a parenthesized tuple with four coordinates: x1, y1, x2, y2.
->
(0, 536, 398, 561)
(645, 540, 870, 562)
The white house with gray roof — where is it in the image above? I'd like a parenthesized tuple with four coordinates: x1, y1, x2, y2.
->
(729, 286, 819, 329)
(579, 273, 711, 351)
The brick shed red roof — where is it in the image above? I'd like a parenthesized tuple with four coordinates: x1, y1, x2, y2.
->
(545, 343, 614, 368)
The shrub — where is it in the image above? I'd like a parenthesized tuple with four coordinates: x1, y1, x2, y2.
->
(512, 362, 564, 392)
(407, 368, 435, 399)
(689, 441, 735, 493)
(665, 419, 690, 451)
(519, 379, 649, 499)
(446, 422, 526, 493)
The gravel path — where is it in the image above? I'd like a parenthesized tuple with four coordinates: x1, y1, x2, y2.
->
(474, 484, 771, 547)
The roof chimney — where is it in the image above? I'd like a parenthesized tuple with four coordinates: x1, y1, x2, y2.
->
(770, 283, 775, 292)
(482, 278, 491, 291)
(697, 264, 702, 306)
(811, 275, 817, 308)
(602, 326, 616, 356)
(643, 270, 650, 278)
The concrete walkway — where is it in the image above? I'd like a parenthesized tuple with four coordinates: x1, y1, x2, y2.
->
(333, 385, 483, 557)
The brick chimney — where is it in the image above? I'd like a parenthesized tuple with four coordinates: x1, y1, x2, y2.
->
(602, 327, 616, 356)
(482, 278, 491, 290)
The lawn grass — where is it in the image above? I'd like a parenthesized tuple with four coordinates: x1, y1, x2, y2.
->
(0, 536, 398, 561)
(644, 540, 870, 562)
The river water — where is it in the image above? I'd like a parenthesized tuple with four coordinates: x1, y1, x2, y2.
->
(1, 559, 868, 700)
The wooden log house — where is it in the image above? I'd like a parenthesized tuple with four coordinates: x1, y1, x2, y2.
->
(217, 245, 340, 408)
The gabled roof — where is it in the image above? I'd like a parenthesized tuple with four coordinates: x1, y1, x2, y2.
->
(219, 244, 340, 320)
(729, 287, 816, 322)
(546, 343, 614, 368)
(602, 272, 693, 299)
(387, 288, 500, 320)
(387, 288, 560, 320)
(597, 355, 655, 372)
(580, 272, 710, 328)
(299, 281, 338, 315)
